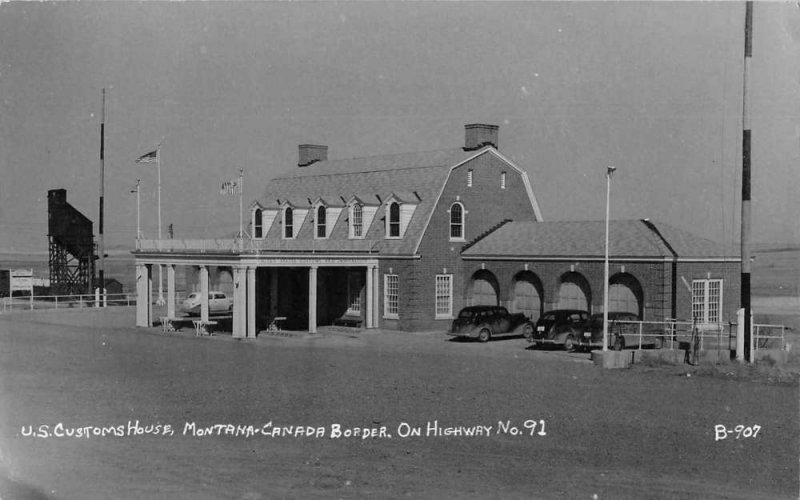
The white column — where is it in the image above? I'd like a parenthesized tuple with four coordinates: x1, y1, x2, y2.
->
(308, 265, 318, 333)
(372, 266, 380, 328)
(247, 267, 256, 338)
(232, 267, 246, 338)
(136, 264, 151, 327)
(200, 265, 209, 322)
(365, 265, 374, 328)
(167, 264, 176, 318)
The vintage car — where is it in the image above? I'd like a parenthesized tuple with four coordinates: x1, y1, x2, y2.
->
(181, 291, 233, 316)
(525, 309, 591, 351)
(449, 306, 534, 342)
(576, 312, 641, 351)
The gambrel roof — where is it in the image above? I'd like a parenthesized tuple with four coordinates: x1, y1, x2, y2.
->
(461, 220, 739, 261)
(253, 147, 541, 255)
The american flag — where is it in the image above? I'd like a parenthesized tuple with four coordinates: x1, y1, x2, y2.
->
(220, 179, 242, 196)
(135, 150, 158, 163)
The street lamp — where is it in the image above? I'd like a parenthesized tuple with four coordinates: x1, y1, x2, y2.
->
(602, 166, 616, 351)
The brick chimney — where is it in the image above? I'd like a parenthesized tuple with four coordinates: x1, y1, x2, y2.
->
(463, 123, 499, 151)
(298, 144, 328, 167)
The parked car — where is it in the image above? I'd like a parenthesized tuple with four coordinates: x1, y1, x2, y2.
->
(181, 291, 233, 316)
(449, 306, 534, 342)
(526, 309, 591, 351)
(576, 312, 640, 351)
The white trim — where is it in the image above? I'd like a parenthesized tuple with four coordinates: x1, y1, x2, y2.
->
(412, 147, 544, 255)
(449, 201, 466, 242)
(435, 274, 453, 319)
(383, 273, 399, 319)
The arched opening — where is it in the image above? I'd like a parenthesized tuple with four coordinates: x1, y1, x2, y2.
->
(450, 202, 464, 240)
(511, 271, 543, 322)
(253, 209, 263, 238)
(608, 273, 643, 318)
(557, 272, 591, 312)
(469, 269, 499, 306)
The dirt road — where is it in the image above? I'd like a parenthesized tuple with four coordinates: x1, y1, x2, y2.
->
(0, 309, 797, 499)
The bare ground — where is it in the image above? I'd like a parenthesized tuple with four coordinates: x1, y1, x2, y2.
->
(0, 308, 797, 500)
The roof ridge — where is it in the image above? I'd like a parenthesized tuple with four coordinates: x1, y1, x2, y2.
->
(273, 163, 452, 181)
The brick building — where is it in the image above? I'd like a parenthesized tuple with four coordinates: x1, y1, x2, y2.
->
(133, 124, 740, 335)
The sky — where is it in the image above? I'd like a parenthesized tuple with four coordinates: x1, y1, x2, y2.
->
(0, 1, 798, 255)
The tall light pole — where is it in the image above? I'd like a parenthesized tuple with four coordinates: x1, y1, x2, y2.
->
(602, 165, 616, 351)
(131, 179, 141, 248)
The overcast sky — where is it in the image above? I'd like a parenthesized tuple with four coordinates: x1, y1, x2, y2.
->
(1, 1, 798, 255)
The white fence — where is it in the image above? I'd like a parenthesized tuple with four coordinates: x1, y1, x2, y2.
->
(605, 319, 787, 352)
(1, 293, 135, 312)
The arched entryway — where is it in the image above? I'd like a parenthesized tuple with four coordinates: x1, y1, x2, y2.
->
(511, 271, 543, 322)
(608, 273, 644, 318)
(556, 272, 591, 312)
(469, 269, 499, 306)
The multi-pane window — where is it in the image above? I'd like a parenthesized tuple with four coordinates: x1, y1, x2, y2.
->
(351, 204, 363, 238)
(253, 209, 263, 239)
(384, 274, 399, 318)
(316, 206, 327, 238)
(435, 274, 453, 319)
(388, 202, 400, 238)
(500, 171, 507, 189)
(284, 207, 294, 239)
(692, 279, 723, 324)
(450, 203, 464, 240)
(347, 271, 362, 313)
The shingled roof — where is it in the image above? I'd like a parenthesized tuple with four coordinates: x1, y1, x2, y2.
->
(252, 147, 494, 255)
(461, 220, 739, 260)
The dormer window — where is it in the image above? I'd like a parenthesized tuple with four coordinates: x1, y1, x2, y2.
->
(316, 205, 327, 238)
(351, 204, 363, 238)
(284, 207, 294, 239)
(388, 202, 400, 238)
(253, 208, 263, 239)
(450, 202, 465, 241)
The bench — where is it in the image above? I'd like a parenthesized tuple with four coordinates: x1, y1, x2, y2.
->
(192, 319, 218, 336)
(160, 316, 184, 333)
(333, 314, 363, 328)
(266, 316, 287, 333)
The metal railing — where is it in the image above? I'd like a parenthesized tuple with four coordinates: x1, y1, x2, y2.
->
(1, 293, 135, 312)
(609, 319, 787, 352)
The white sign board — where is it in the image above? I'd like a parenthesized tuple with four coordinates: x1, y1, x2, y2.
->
(10, 269, 33, 294)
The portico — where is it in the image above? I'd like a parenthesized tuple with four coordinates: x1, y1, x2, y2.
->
(134, 246, 380, 337)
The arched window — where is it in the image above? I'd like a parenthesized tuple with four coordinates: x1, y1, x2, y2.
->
(253, 208, 263, 239)
(316, 206, 327, 238)
(450, 202, 464, 240)
(351, 204, 363, 238)
(388, 202, 400, 238)
(284, 207, 294, 239)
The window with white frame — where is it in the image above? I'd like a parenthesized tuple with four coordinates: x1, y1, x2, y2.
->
(351, 203, 363, 238)
(449, 202, 464, 241)
(387, 202, 400, 238)
(316, 206, 327, 238)
(384, 274, 399, 318)
(500, 171, 507, 189)
(692, 279, 723, 324)
(435, 274, 453, 319)
(253, 208, 263, 239)
(467, 169, 473, 187)
(283, 207, 294, 239)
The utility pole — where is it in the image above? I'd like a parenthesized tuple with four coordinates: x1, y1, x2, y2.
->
(98, 88, 106, 305)
(741, 1, 753, 362)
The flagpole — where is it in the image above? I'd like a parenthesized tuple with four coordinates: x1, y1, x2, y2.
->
(135, 179, 141, 243)
(239, 168, 244, 251)
(156, 146, 164, 305)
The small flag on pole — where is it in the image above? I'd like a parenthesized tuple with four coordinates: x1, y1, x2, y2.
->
(136, 150, 158, 163)
(220, 179, 242, 196)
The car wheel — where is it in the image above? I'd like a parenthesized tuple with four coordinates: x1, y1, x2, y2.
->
(478, 328, 491, 343)
(653, 336, 663, 350)
(563, 334, 575, 352)
(522, 323, 534, 340)
(613, 336, 625, 351)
